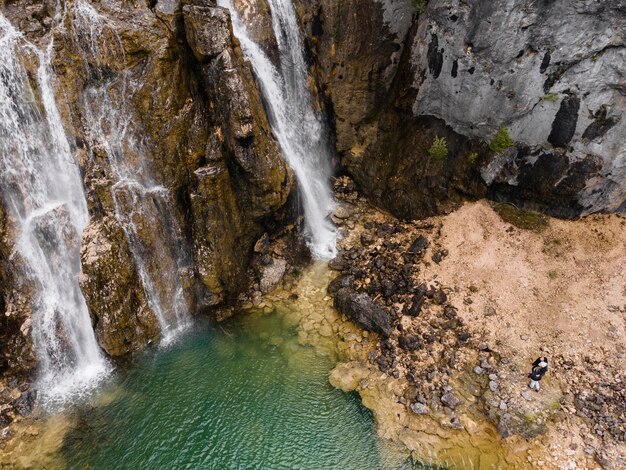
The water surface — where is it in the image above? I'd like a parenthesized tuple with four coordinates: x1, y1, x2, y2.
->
(61, 312, 423, 469)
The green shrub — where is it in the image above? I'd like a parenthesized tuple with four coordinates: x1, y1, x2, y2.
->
(489, 127, 515, 154)
(467, 152, 478, 165)
(412, 0, 428, 13)
(541, 93, 560, 102)
(428, 136, 448, 160)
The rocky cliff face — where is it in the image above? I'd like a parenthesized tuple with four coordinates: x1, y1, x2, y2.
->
(0, 0, 292, 370)
(297, 0, 626, 218)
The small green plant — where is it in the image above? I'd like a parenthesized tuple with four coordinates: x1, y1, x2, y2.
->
(467, 152, 479, 165)
(412, 0, 428, 13)
(493, 203, 549, 232)
(489, 127, 515, 154)
(541, 93, 560, 102)
(428, 136, 448, 161)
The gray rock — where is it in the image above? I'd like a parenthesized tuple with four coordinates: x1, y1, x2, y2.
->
(521, 390, 533, 401)
(333, 206, 352, 219)
(410, 402, 430, 415)
(259, 258, 287, 293)
(489, 380, 499, 392)
(441, 392, 461, 410)
(473, 366, 484, 375)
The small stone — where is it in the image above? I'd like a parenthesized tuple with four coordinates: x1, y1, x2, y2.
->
(474, 366, 484, 375)
(489, 380, 498, 392)
(360, 232, 374, 246)
(521, 390, 533, 401)
(410, 402, 429, 415)
(499, 400, 508, 411)
(441, 392, 461, 410)
(333, 206, 351, 219)
(484, 306, 497, 317)
(488, 374, 498, 381)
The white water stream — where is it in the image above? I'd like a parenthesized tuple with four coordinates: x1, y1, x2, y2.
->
(71, 1, 190, 342)
(218, 0, 338, 259)
(0, 14, 108, 407)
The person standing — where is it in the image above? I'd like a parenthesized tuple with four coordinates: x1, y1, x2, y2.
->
(528, 356, 548, 391)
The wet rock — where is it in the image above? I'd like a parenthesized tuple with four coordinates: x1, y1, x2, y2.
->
(80, 217, 160, 356)
(328, 256, 348, 271)
(259, 258, 287, 293)
(299, 0, 626, 219)
(334, 288, 393, 337)
(13, 390, 35, 417)
(333, 205, 352, 220)
(327, 274, 355, 294)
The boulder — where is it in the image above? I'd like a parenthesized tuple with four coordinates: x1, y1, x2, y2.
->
(334, 288, 393, 337)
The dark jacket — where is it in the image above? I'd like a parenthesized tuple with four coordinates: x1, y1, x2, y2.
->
(529, 357, 548, 381)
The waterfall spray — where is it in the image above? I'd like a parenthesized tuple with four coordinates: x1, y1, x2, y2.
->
(0, 14, 109, 407)
(71, 1, 191, 343)
(218, 0, 338, 259)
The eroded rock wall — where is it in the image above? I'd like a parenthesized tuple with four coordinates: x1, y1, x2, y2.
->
(298, 0, 626, 218)
(0, 0, 292, 366)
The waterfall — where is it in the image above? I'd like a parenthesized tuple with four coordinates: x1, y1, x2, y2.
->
(218, 0, 338, 259)
(0, 15, 109, 407)
(71, 1, 190, 342)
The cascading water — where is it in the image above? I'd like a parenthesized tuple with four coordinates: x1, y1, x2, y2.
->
(0, 14, 109, 406)
(70, 1, 190, 342)
(219, 0, 338, 259)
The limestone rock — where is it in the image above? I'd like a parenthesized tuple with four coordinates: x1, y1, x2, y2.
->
(298, 0, 626, 219)
(80, 217, 160, 356)
(259, 258, 287, 293)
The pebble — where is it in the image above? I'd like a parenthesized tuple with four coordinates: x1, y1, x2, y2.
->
(441, 392, 461, 410)
(410, 402, 429, 415)
(489, 380, 498, 392)
(521, 390, 533, 401)
(473, 366, 484, 375)
(499, 400, 508, 411)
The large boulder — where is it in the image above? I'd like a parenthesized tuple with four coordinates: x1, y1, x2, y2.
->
(334, 288, 393, 336)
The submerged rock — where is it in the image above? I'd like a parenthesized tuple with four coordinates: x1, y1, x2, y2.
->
(334, 288, 393, 337)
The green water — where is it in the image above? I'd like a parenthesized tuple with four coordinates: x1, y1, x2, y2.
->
(61, 312, 422, 469)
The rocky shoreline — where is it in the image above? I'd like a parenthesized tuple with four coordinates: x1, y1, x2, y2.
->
(319, 177, 626, 469)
